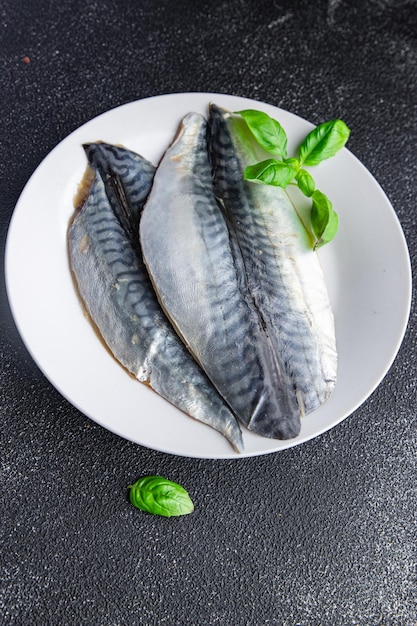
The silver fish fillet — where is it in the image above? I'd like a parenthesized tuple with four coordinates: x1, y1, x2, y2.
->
(140, 112, 308, 439)
(68, 143, 244, 453)
(208, 104, 337, 424)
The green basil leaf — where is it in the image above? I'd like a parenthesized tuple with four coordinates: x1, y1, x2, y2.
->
(244, 159, 295, 187)
(299, 119, 350, 166)
(236, 109, 288, 157)
(128, 476, 194, 517)
(284, 157, 299, 168)
(311, 190, 339, 248)
(296, 169, 315, 197)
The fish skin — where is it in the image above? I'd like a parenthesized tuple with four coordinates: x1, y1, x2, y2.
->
(140, 113, 301, 439)
(68, 144, 244, 453)
(207, 104, 337, 422)
(82, 142, 154, 240)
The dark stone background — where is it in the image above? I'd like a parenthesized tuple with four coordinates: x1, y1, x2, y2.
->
(1, 1, 416, 624)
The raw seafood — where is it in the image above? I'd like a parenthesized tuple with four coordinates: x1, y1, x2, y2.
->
(208, 104, 337, 420)
(68, 143, 244, 452)
(140, 113, 304, 439)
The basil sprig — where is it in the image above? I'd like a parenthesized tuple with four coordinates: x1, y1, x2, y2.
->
(128, 476, 194, 517)
(236, 109, 350, 249)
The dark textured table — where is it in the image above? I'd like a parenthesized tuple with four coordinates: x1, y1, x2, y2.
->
(1, 2, 416, 625)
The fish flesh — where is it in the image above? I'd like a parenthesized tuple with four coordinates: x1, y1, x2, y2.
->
(208, 104, 337, 421)
(68, 143, 244, 453)
(140, 113, 306, 439)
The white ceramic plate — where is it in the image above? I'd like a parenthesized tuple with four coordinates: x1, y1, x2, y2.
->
(5, 93, 412, 459)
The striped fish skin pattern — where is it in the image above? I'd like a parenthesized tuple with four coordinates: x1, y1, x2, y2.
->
(140, 113, 301, 439)
(208, 104, 337, 421)
(68, 144, 244, 453)
(83, 142, 155, 242)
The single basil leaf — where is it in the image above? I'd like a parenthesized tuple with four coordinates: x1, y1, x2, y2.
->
(311, 190, 338, 248)
(299, 119, 350, 166)
(128, 476, 194, 517)
(296, 169, 315, 197)
(244, 159, 295, 187)
(236, 109, 288, 157)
